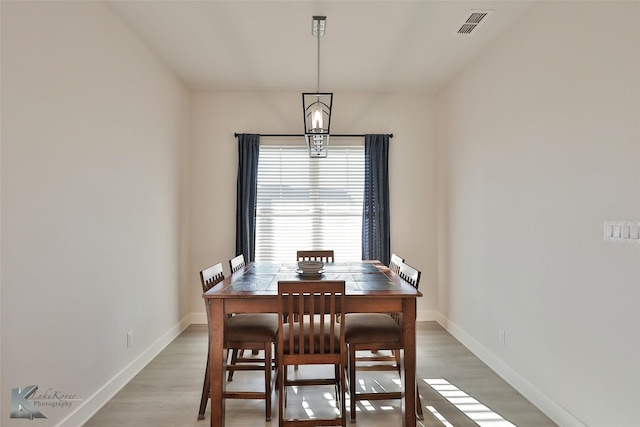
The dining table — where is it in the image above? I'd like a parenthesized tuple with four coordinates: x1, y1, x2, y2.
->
(202, 260, 422, 427)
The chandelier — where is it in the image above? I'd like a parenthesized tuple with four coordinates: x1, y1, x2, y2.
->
(302, 16, 333, 158)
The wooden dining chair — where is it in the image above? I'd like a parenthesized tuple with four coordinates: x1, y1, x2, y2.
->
(344, 260, 424, 421)
(366, 252, 404, 360)
(199, 262, 278, 421)
(226, 253, 254, 378)
(229, 253, 246, 273)
(296, 249, 335, 262)
(277, 280, 347, 427)
(389, 253, 404, 274)
(397, 261, 421, 289)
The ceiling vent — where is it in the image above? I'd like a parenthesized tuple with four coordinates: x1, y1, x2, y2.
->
(456, 10, 493, 35)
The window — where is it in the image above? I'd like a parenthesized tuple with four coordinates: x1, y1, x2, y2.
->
(255, 145, 364, 262)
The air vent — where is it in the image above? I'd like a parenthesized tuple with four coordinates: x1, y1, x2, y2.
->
(456, 10, 493, 35)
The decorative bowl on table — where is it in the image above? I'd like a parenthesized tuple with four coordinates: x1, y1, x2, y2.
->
(296, 261, 324, 276)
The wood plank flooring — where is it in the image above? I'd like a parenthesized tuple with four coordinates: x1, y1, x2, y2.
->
(84, 322, 556, 427)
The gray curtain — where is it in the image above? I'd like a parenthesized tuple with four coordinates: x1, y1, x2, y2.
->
(362, 134, 391, 264)
(235, 134, 260, 262)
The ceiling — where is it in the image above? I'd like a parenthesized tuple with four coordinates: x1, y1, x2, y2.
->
(106, 1, 534, 93)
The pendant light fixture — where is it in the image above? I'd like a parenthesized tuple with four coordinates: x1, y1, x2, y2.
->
(302, 16, 333, 158)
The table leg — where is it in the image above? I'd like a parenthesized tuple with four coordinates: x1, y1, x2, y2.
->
(402, 298, 417, 427)
(209, 299, 226, 427)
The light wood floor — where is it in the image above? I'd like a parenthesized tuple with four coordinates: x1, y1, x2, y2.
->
(84, 322, 556, 427)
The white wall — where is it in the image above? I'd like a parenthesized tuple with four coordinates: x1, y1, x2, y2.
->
(437, 2, 640, 426)
(189, 91, 438, 321)
(0, 2, 190, 425)
(6, 2, 636, 426)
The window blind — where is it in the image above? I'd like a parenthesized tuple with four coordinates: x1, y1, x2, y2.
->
(255, 145, 364, 262)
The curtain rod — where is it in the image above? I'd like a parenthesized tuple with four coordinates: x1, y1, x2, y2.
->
(234, 133, 393, 138)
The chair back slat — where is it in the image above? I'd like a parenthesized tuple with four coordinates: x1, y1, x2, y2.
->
(398, 261, 421, 289)
(389, 253, 404, 274)
(229, 254, 246, 273)
(278, 281, 345, 358)
(296, 250, 335, 262)
(200, 263, 225, 293)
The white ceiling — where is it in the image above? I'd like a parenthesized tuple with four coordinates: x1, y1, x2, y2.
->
(106, 1, 534, 93)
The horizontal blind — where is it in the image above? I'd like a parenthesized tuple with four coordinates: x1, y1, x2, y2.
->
(256, 145, 364, 262)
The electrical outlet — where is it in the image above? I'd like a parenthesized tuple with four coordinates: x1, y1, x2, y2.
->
(498, 329, 506, 345)
(127, 331, 134, 348)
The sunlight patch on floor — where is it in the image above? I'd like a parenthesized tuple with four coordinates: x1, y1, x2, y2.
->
(424, 379, 517, 427)
(427, 405, 454, 427)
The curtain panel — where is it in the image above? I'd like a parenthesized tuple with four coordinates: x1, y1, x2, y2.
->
(361, 134, 391, 265)
(235, 134, 260, 262)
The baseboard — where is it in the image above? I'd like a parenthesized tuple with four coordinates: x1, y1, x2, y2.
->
(58, 315, 192, 427)
(434, 313, 587, 427)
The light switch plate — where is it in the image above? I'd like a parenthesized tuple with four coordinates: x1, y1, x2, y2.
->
(604, 221, 640, 244)
(613, 225, 622, 238)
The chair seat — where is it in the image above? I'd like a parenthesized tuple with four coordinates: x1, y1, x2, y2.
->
(226, 314, 278, 342)
(282, 322, 341, 354)
(344, 313, 400, 344)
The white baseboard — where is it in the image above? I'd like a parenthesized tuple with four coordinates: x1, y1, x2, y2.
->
(58, 315, 192, 427)
(434, 313, 587, 427)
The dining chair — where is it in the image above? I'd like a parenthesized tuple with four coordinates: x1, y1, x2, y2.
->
(229, 253, 245, 273)
(389, 253, 404, 274)
(199, 262, 278, 421)
(296, 249, 335, 262)
(226, 253, 254, 378)
(344, 260, 424, 421)
(277, 280, 347, 427)
(361, 252, 404, 364)
(296, 250, 337, 326)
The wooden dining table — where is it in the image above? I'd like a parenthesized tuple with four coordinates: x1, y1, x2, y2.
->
(202, 260, 422, 427)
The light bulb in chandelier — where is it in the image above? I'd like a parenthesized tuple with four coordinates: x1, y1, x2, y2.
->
(311, 104, 324, 131)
